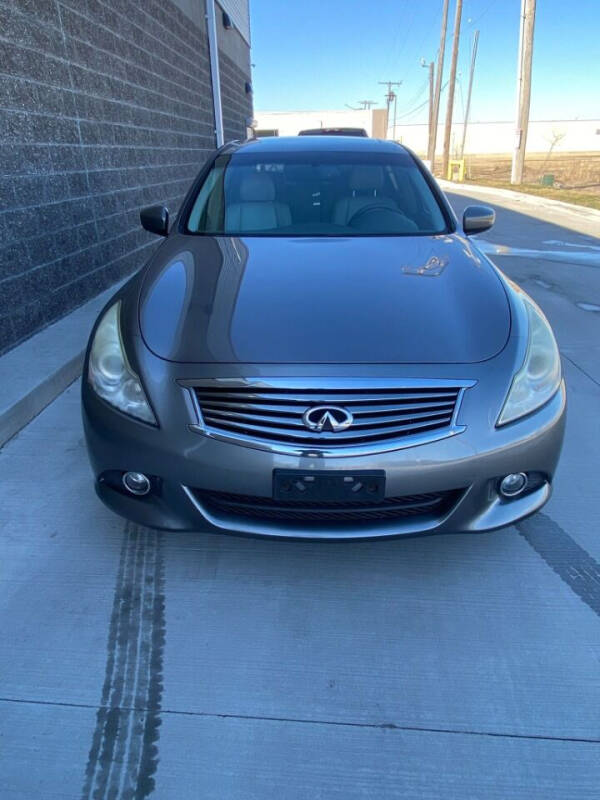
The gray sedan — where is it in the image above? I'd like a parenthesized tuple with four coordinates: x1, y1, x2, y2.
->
(81, 136, 565, 539)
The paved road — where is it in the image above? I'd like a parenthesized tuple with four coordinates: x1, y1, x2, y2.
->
(1, 194, 599, 799)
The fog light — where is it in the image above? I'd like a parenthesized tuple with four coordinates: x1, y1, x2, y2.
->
(499, 472, 528, 498)
(122, 471, 151, 496)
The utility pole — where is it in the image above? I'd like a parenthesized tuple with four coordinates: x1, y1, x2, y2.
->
(427, 61, 434, 152)
(420, 58, 435, 152)
(392, 92, 398, 140)
(441, 0, 463, 179)
(511, 0, 536, 184)
(460, 29, 479, 158)
(379, 81, 402, 139)
(428, 0, 450, 168)
(357, 100, 377, 110)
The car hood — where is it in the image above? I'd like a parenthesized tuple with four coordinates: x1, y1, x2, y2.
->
(139, 234, 510, 364)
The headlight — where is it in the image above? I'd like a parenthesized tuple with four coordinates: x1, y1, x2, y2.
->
(88, 301, 156, 424)
(497, 296, 561, 426)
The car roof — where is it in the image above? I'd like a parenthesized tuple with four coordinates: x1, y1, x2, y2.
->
(223, 136, 408, 156)
(298, 127, 368, 136)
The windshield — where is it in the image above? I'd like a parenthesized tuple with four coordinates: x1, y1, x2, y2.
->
(186, 150, 449, 236)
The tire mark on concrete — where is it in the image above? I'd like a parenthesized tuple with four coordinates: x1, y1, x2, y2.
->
(135, 545, 166, 800)
(120, 538, 154, 799)
(107, 531, 148, 798)
(81, 525, 131, 798)
(96, 529, 143, 799)
(517, 512, 600, 617)
(81, 523, 165, 800)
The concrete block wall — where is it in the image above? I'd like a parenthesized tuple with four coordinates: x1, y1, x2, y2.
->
(220, 49, 252, 143)
(0, 0, 252, 355)
(216, 0, 253, 144)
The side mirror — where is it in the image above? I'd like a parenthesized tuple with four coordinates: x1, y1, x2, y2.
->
(140, 205, 169, 237)
(463, 205, 495, 236)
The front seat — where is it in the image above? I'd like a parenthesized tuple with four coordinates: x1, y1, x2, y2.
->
(333, 166, 398, 226)
(226, 173, 292, 232)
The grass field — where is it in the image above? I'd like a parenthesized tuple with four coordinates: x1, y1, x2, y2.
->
(453, 151, 600, 211)
(461, 178, 600, 211)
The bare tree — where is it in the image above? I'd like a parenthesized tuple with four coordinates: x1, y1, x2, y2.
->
(538, 128, 566, 180)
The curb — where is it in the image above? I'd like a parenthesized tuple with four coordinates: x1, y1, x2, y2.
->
(0, 354, 83, 449)
(0, 279, 125, 448)
(439, 179, 600, 216)
(439, 179, 600, 237)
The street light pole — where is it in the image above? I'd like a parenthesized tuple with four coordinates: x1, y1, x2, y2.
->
(511, 0, 537, 184)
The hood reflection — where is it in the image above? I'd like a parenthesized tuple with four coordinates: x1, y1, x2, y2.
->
(140, 237, 249, 363)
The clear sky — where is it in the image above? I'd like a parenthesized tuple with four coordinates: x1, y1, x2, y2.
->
(249, 0, 600, 123)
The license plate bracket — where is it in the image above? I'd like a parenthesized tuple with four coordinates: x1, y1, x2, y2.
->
(273, 470, 386, 502)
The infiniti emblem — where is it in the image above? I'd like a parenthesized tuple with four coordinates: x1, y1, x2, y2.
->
(302, 405, 354, 432)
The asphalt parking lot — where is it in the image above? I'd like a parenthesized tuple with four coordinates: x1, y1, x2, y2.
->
(1, 192, 599, 799)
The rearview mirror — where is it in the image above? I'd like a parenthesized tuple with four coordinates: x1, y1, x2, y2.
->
(463, 205, 495, 236)
(140, 205, 169, 237)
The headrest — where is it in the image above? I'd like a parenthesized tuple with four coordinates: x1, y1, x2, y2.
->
(349, 166, 385, 191)
(239, 173, 276, 202)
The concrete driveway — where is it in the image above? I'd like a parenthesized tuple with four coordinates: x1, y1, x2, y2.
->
(1, 192, 599, 799)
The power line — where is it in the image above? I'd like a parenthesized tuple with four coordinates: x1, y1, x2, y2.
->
(397, 80, 449, 121)
(397, 96, 433, 121)
(403, 79, 430, 112)
(412, 1, 445, 66)
(384, 3, 419, 74)
(346, 101, 377, 110)
(468, 0, 499, 27)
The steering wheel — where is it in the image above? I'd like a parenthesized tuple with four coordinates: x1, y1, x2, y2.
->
(347, 204, 415, 231)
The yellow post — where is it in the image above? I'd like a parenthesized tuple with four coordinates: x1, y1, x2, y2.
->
(447, 159, 465, 182)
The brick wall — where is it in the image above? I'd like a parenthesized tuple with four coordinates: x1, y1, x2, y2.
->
(0, 0, 252, 355)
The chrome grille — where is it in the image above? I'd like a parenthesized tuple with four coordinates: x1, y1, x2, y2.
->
(191, 382, 467, 450)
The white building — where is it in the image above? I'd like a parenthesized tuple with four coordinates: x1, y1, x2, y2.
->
(398, 119, 600, 156)
(254, 109, 600, 155)
(254, 108, 387, 139)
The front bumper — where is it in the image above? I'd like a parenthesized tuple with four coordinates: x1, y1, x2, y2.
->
(82, 380, 566, 540)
